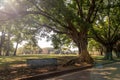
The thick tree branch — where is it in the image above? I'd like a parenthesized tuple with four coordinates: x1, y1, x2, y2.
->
(91, 27, 107, 45)
(90, 7, 99, 23)
(21, 10, 68, 28)
(27, 0, 69, 30)
(86, 0, 95, 22)
(75, 0, 84, 19)
(111, 24, 120, 42)
(34, 21, 67, 34)
(90, 0, 103, 23)
(43, 24, 67, 34)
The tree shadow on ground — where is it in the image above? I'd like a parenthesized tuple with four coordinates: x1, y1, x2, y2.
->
(90, 62, 120, 80)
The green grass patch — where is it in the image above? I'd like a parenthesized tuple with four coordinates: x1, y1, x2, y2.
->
(0, 54, 77, 69)
(0, 54, 120, 69)
(92, 55, 120, 66)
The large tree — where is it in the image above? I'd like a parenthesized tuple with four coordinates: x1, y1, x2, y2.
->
(0, 22, 15, 56)
(90, 0, 120, 60)
(1, 0, 116, 63)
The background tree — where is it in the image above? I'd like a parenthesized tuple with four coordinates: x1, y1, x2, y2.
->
(113, 41, 120, 58)
(11, 16, 43, 56)
(11, 19, 32, 56)
(90, 0, 120, 60)
(0, 25, 5, 56)
(88, 39, 104, 55)
(0, 22, 15, 56)
(51, 33, 72, 52)
(22, 41, 42, 54)
(0, 16, 42, 56)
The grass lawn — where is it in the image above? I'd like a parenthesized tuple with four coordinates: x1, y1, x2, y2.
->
(0, 54, 77, 80)
(93, 55, 120, 66)
(1, 54, 120, 69)
(0, 54, 77, 69)
(0, 54, 120, 80)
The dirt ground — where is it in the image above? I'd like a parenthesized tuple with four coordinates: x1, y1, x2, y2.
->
(0, 56, 87, 80)
(0, 63, 85, 80)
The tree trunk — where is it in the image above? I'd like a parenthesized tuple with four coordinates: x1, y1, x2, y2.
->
(77, 33, 94, 64)
(116, 51, 120, 58)
(0, 35, 2, 56)
(115, 43, 120, 58)
(100, 49, 103, 55)
(5, 33, 10, 56)
(0, 31, 5, 56)
(114, 49, 120, 58)
(104, 45, 113, 60)
(13, 42, 19, 56)
(66, 22, 94, 64)
(72, 31, 94, 64)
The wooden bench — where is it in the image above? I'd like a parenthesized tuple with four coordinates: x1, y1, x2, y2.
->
(27, 58, 58, 68)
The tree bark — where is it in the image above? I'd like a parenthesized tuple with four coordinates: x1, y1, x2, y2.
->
(104, 45, 113, 60)
(116, 51, 120, 58)
(78, 32, 94, 64)
(13, 42, 19, 56)
(0, 36, 2, 56)
(115, 42, 120, 58)
(99, 46, 104, 56)
(5, 33, 10, 56)
(70, 30, 94, 64)
(0, 43, 2, 56)
(114, 48, 120, 58)
(0, 31, 5, 56)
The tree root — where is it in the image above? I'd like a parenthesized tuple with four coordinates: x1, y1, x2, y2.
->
(63, 57, 94, 67)
(63, 58, 83, 67)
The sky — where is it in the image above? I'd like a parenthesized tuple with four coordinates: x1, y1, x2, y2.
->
(38, 38, 52, 48)
(0, 0, 52, 49)
(16, 38, 53, 48)
(15, 37, 78, 51)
